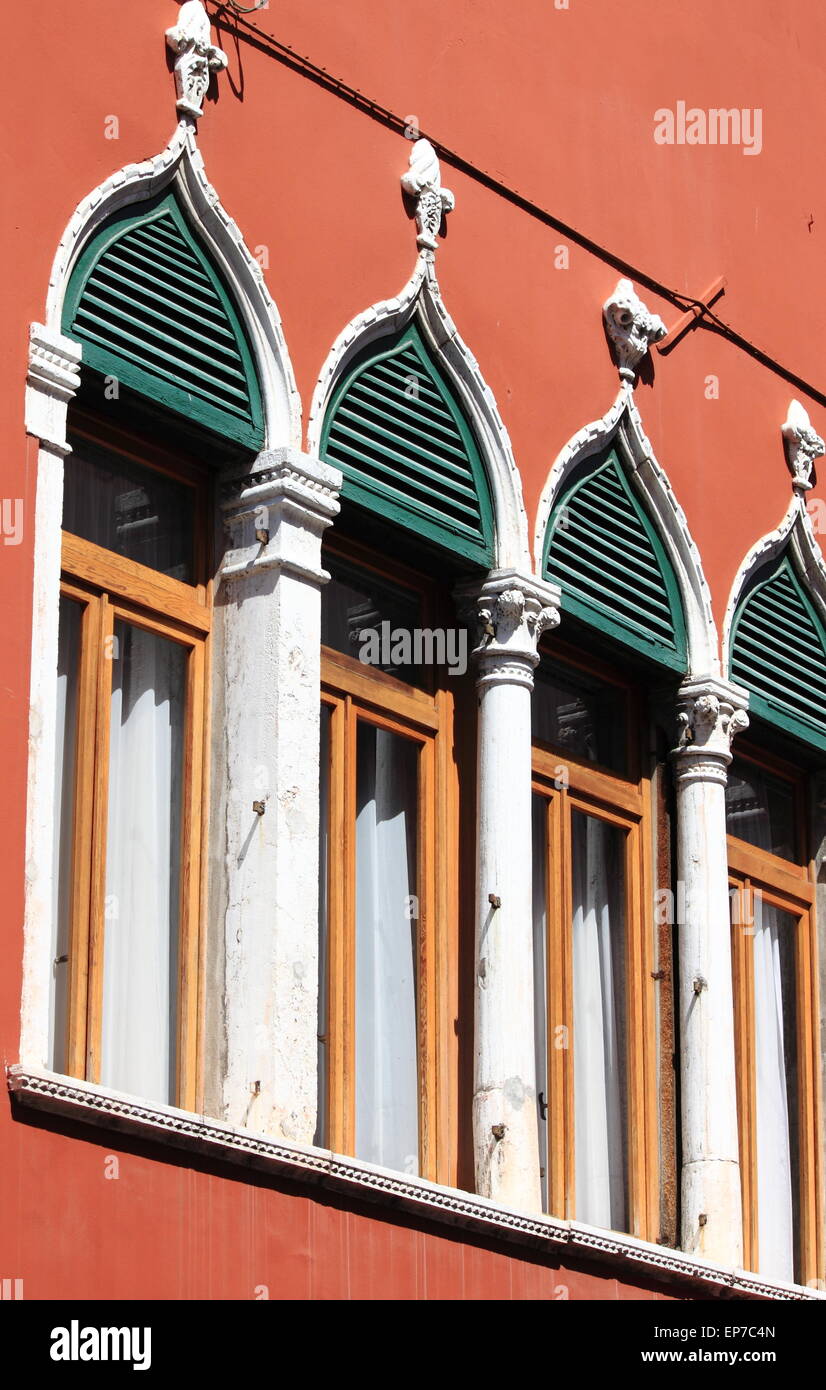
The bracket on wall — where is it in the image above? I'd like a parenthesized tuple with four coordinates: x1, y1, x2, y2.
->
(654, 276, 727, 354)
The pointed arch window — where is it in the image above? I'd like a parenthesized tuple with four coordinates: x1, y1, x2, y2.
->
(50, 186, 266, 1109)
(320, 321, 495, 567)
(63, 190, 264, 451)
(533, 440, 686, 1239)
(542, 446, 687, 673)
(730, 553, 826, 753)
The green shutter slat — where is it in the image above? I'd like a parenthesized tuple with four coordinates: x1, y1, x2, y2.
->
(333, 407, 480, 489)
(556, 526, 674, 614)
(320, 321, 494, 565)
(73, 312, 252, 407)
(78, 289, 248, 380)
(91, 262, 237, 344)
(730, 557, 826, 748)
(543, 448, 686, 670)
(346, 383, 468, 457)
(63, 191, 264, 449)
(324, 435, 483, 524)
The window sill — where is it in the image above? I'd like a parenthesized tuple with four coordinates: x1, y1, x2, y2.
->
(8, 1064, 821, 1302)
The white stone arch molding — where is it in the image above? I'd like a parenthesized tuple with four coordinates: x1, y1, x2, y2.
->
(306, 253, 531, 572)
(40, 120, 300, 449)
(722, 494, 826, 674)
(533, 384, 719, 678)
(20, 122, 302, 1071)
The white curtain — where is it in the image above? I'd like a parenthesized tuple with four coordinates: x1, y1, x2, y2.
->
(753, 900, 796, 1282)
(50, 598, 81, 1071)
(354, 725, 419, 1174)
(728, 770, 797, 1280)
(571, 811, 627, 1230)
(100, 622, 185, 1105)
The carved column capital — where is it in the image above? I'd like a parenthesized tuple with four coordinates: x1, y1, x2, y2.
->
(25, 323, 82, 456)
(456, 570, 561, 691)
(603, 278, 666, 383)
(672, 676, 750, 785)
(166, 1, 228, 120)
(401, 139, 455, 252)
(782, 399, 823, 495)
(221, 448, 341, 585)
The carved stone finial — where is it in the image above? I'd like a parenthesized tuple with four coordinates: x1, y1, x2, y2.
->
(782, 399, 823, 494)
(401, 139, 455, 251)
(603, 279, 667, 383)
(166, 1, 228, 120)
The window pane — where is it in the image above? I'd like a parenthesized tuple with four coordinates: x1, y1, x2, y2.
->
(571, 810, 628, 1230)
(532, 794, 549, 1211)
(100, 621, 186, 1105)
(752, 902, 799, 1283)
(726, 759, 796, 861)
(354, 723, 419, 1173)
(532, 658, 627, 774)
(322, 554, 424, 686)
(50, 597, 82, 1071)
(315, 703, 331, 1147)
(63, 439, 195, 582)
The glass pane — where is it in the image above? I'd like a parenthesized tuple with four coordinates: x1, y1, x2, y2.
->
(726, 759, 796, 861)
(50, 597, 82, 1071)
(532, 658, 627, 774)
(752, 901, 800, 1283)
(532, 794, 549, 1211)
(322, 554, 425, 686)
(63, 438, 195, 582)
(315, 704, 331, 1148)
(100, 621, 187, 1105)
(354, 722, 419, 1173)
(571, 810, 628, 1231)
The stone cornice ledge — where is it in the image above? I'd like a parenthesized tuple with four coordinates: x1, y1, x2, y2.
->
(8, 1066, 820, 1301)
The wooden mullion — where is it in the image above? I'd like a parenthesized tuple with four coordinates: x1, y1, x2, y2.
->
(796, 907, 819, 1284)
(625, 820, 646, 1240)
(321, 646, 439, 731)
(434, 685, 459, 1187)
(62, 587, 101, 1079)
(418, 735, 437, 1180)
(62, 533, 209, 635)
(177, 639, 205, 1111)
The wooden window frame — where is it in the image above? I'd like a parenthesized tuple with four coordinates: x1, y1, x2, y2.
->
(57, 422, 212, 1113)
(727, 743, 824, 1285)
(531, 646, 658, 1241)
(318, 537, 458, 1185)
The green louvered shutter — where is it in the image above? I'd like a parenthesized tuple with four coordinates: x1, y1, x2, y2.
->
(63, 191, 264, 450)
(730, 556, 826, 751)
(320, 322, 494, 565)
(543, 447, 686, 671)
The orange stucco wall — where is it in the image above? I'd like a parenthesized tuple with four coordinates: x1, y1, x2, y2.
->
(1, 0, 822, 1297)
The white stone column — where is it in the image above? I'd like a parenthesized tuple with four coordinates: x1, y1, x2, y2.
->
(218, 448, 340, 1142)
(20, 324, 82, 1067)
(672, 676, 749, 1265)
(458, 569, 561, 1211)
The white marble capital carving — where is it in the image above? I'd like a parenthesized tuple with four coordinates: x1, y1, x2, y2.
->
(401, 139, 455, 251)
(166, 1, 228, 120)
(782, 399, 823, 495)
(603, 279, 666, 383)
(460, 570, 561, 692)
(673, 676, 750, 785)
